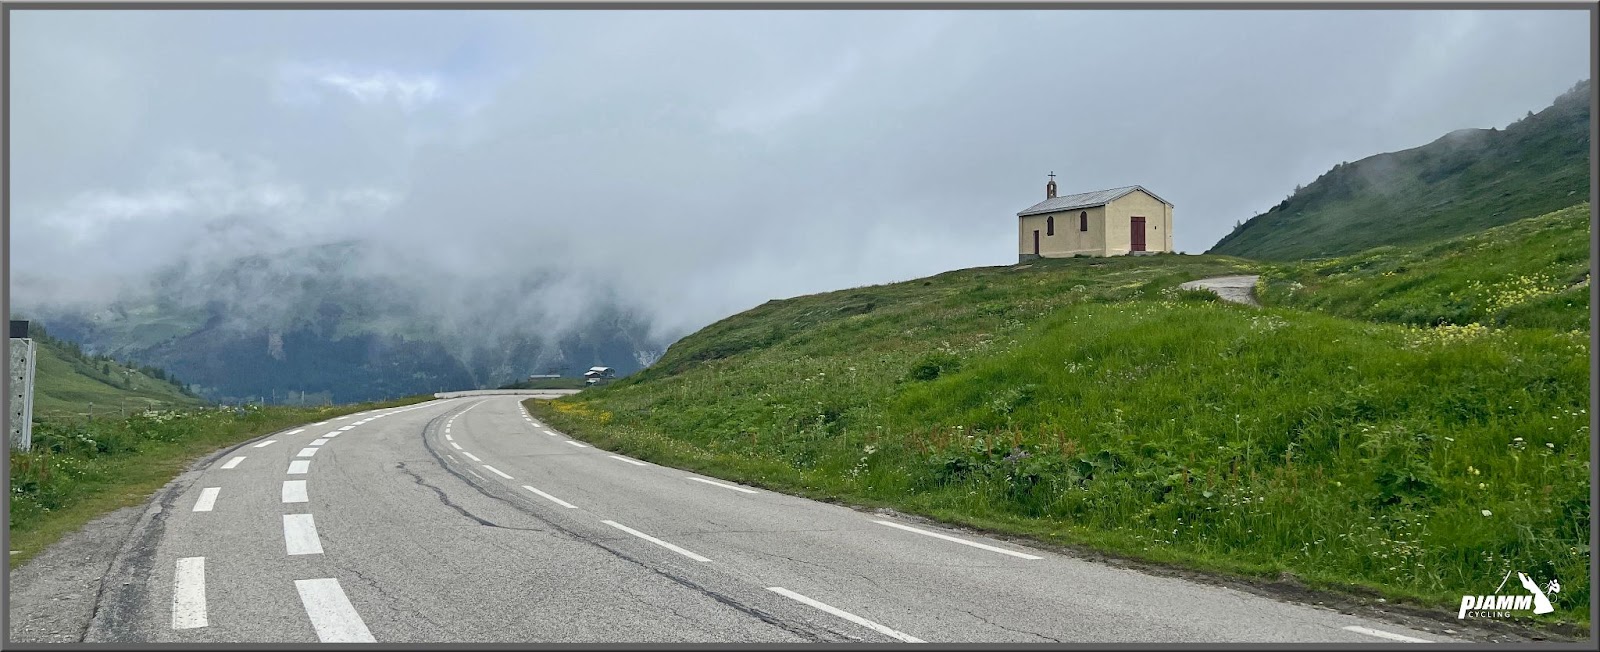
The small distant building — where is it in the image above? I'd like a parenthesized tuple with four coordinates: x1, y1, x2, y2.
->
(583, 366, 616, 386)
(1017, 173, 1173, 261)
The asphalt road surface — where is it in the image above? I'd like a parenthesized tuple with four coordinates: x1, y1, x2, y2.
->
(82, 396, 1457, 643)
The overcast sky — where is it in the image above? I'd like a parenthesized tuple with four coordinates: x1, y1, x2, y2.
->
(9, 9, 1592, 342)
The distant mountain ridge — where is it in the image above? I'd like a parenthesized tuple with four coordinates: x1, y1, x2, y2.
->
(1209, 79, 1590, 260)
(26, 241, 668, 405)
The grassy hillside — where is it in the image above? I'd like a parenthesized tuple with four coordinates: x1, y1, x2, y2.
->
(528, 245, 1590, 627)
(1258, 203, 1591, 330)
(1210, 80, 1590, 260)
(24, 326, 205, 419)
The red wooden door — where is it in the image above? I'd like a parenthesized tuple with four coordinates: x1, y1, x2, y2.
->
(1130, 217, 1146, 252)
(1033, 230, 1040, 255)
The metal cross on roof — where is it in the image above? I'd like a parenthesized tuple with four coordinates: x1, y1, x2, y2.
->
(1048, 171, 1055, 180)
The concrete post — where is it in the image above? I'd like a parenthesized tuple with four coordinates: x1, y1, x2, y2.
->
(9, 337, 37, 451)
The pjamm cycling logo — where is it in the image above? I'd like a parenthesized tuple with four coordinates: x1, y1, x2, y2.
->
(1458, 570, 1561, 619)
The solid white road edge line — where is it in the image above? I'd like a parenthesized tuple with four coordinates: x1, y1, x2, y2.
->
(766, 587, 924, 643)
(687, 476, 757, 494)
(564, 441, 589, 448)
(1341, 626, 1433, 643)
(288, 460, 311, 474)
(295, 578, 377, 643)
(609, 455, 648, 466)
(283, 514, 324, 555)
(873, 520, 1043, 560)
(522, 486, 578, 509)
(220, 456, 246, 469)
(482, 465, 514, 479)
(192, 487, 221, 512)
(171, 557, 207, 629)
(601, 520, 712, 562)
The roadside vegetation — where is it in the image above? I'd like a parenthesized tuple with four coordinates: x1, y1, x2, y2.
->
(528, 216, 1590, 628)
(8, 397, 432, 564)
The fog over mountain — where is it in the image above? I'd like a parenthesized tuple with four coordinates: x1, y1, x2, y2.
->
(8, 9, 1590, 400)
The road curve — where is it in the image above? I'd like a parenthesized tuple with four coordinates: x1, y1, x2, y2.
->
(80, 396, 1456, 643)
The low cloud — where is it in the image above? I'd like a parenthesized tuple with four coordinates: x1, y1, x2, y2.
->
(9, 9, 1590, 353)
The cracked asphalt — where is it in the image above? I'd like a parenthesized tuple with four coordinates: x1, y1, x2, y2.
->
(68, 395, 1461, 643)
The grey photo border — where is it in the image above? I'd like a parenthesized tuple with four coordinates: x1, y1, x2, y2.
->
(0, 0, 1594, 649)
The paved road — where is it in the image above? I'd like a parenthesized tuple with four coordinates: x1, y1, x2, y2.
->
(80, 396, 1456, 643)
(1179, 275, 1263, 307)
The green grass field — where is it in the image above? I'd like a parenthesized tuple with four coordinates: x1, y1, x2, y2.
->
(1258, 203, 1590, 331)
(526, 211, 1591, 628)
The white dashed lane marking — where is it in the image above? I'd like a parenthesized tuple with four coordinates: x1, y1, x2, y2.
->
(192, 487, 221, 512)
(288, 460, 311, 475)
(609, 455, 648, 466)
(221, 456, 246, 469)
(522, 486, 578, 509)
(296, 447, 320, 458)
(687, 477, 757, 494)
(282, 480, 308, 503)
(283, 514, 324, 555)
(296, 578, 376, 643)
(564, 441, 589, 448)
(482, 465, 514, 479)
(1342, 626, 1433, 643)
(253, 440, 277, 448)
(873, 520, 1042, 560)
(171, 557, 208, 629)
(602, 520, 711, 562)
(766, 587, 924, 643)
